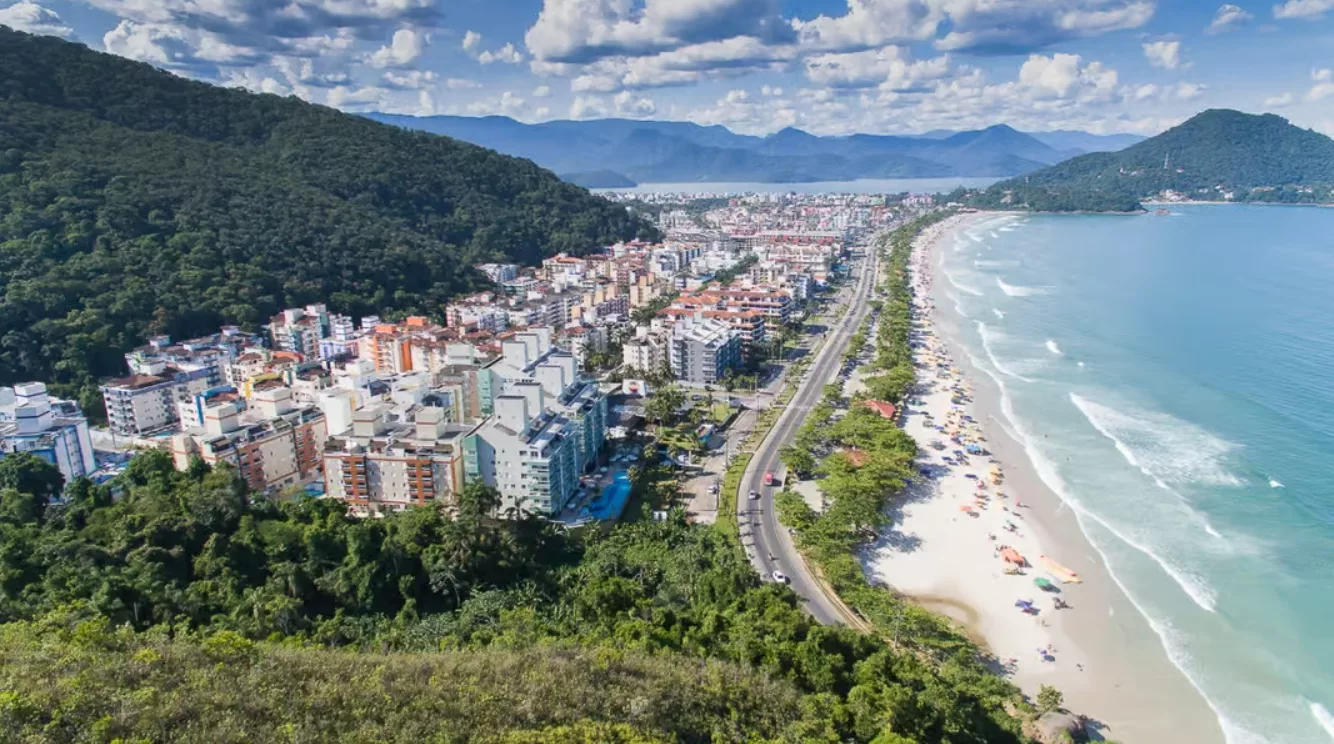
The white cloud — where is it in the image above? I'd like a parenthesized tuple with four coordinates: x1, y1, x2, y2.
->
(1274, 0, 1334, 19)
(478, 42, 524, 65)
(792, 0, 941, 53)
(1134, 83, 1159, 99)
(1018, 53, 1081, 98)
(462, 30, 482, 51)
(1308, 68, 1334, 101)
(935, 0, 1155, 53)
(446, 77, 481, 89)
(526, 0, 794, 64)
(1174, 81, 1205, 100)
(1264, 92, 1295, 107)
(382, 69, 438, 89)
(1142, 40, 1180, 69)
(102, 19, 263, 68)
(613, 90, 658, 116)
(221, 67, 291, 96)
(803, 46, 951, 90)
(366, 28, 428, 68)
(761, 85, 784, 96)
(1207, 4, 1253, 32)
(0, 1, 73, 38)
(569, 94, 609, 119)
(532, 85, 552, 97)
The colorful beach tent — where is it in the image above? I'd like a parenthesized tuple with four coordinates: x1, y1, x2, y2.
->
(1000, 547, 1025, 565)
(1034, 578, 1056, 591)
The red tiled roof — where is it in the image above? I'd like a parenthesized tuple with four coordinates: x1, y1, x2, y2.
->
(862, 400, 898, 419)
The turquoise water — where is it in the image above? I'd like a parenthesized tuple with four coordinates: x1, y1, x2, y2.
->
(937, 206, 1334, 744)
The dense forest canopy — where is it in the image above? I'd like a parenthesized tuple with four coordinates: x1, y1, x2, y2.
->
(0, 452, 1035, 742)
(0, 26, 656, 409)
(968, 109, 1334, 212)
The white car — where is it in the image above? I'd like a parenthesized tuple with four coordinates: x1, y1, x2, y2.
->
(748, 489, 761, 500)
(771, 571, 790, 584)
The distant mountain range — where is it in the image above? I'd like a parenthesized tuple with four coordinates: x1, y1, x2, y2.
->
(366, 113, 1144, 187)
(971, 109, 1334, 212)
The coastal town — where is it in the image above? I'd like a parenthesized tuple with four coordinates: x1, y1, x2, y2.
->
(4, 192, 918, 525)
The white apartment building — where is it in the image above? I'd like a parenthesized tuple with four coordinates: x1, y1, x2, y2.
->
(464, 390, 580, 516)
(622, 329, 668, 374)
(0, 383, 96, 486)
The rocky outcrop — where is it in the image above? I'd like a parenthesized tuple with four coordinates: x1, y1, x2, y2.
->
(1029, 711, 1087, 743)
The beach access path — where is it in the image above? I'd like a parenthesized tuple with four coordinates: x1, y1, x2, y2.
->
(738, 238, 882, 627)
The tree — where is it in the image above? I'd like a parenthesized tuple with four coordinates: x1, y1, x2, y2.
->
(781, 446, 816, 478)
(0, 452, 64, 513)
(1037, 684, 1064, 715)
(644, 385, 686, 427)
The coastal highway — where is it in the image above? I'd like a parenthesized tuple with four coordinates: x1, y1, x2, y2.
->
(738, 236, 884, 626)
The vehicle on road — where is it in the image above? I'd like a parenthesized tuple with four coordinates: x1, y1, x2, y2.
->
(748, 489, 761, 500)
(764, 471, 779, 487)
(771, 571, 790, 584)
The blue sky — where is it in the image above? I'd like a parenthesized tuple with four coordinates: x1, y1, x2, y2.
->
(3, 0, 1334, 136)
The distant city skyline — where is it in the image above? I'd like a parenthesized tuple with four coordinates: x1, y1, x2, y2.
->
(3, 0, 1334, 136)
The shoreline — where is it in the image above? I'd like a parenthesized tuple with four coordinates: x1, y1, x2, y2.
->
(863, 212, 1224, 743)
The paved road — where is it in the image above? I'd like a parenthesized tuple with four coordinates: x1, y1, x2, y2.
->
(738, 240, 883, 625)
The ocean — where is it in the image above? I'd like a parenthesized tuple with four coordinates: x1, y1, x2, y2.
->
(936, 205, 1334, 744)
(595, 176, 999, 195)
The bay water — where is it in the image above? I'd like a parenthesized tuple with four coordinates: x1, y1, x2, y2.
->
(937, 205, 1334, 743)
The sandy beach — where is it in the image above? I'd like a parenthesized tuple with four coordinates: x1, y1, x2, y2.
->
(862, 212, 1224, 744)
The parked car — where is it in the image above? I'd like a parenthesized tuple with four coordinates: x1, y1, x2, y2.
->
(771, 571, 790, 584)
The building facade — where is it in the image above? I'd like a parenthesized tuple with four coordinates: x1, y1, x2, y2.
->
(0, 383, 96, 486)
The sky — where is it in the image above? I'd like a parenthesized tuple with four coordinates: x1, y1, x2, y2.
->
(3, 0, 1334, 137)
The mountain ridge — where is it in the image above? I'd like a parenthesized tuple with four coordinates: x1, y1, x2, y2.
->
(967, 109, 1334, 211)
(367, 113, 1145, 185)
(0, 26, 653, 407)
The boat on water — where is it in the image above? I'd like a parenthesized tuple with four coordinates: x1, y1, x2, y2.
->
(1040, 555, 1082, 584)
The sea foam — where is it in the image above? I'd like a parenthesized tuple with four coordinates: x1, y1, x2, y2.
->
(962, 353, 1243, 743)
(1069, 393, 1242, 489)
(1311, 701, 1334, 740)
(976, 322, 1035, 383)
(997, 277, 1047, 297)
(943, 269, 983, 296)
(993, 308, 1006, 320)
(1046, 340, 1063, 356)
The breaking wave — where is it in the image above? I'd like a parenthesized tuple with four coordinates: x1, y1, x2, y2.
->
(996, 277, 1048, 297)
(1046, 340, 1063, 356)
(976, 322, 1035, 383)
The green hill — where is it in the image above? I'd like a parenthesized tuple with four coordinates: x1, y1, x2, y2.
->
(0, 27, 654, 408)
(969, 109, 1334, 211)
(0, 625, 806, 743)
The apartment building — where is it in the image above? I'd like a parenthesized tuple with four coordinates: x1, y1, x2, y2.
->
(101, 364, 214, 438)
(477, 263, 519, 283)
(0, 383, 96, 485)
(268, 304, 329, 360)
(464, 391, 580, 516)
(622, 329, 668, 374)
(660, 306, 766, 361)
(170, 386, 327, 494)
(669, 315, 742, 385)
(323, 406, 470, 518)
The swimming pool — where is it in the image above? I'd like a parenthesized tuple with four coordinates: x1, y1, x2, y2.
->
(588, 471, 632, 521)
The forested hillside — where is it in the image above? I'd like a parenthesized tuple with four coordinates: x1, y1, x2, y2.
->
(969, 109, 1334, 211)
(0, 451, 1036, 742)
(0, 27, 654, 409)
